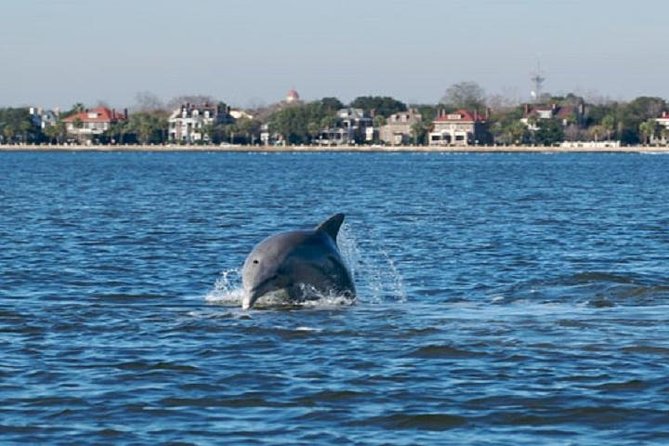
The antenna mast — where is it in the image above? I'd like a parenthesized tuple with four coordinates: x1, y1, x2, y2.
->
(530, 60, 546, 103)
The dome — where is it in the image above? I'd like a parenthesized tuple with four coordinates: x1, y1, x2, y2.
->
(285, 88, 300, 103)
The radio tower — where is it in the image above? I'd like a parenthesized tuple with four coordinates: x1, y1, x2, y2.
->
(530, 60, 545, 103)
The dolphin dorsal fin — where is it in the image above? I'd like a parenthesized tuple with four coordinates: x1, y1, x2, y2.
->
(316, 213, 345, 240)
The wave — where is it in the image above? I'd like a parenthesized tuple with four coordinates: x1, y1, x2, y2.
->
(503, 271, 669, 308)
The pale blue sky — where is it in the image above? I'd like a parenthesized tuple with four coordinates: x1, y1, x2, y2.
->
(1, 0, 667, 109)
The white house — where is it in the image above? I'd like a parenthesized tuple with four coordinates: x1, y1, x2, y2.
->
(168, 103, 228, 143)
(655, 111, 669, 144)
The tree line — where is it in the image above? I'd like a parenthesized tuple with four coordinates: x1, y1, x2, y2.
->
(1, 83, 667, 146)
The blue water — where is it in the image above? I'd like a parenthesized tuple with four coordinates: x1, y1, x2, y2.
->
(1, 151, 668, 445)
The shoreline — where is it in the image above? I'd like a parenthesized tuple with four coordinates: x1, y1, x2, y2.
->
(1, 144, 668, 153)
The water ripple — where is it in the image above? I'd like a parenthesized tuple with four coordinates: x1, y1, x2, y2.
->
(2, 152, 669, 445)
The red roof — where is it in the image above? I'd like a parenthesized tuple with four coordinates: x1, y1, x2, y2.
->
(555, 106, 575, 120)
(434, 109, 483, 122)
(62, 107, 126, 123)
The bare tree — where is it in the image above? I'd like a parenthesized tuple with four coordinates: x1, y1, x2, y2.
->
(487, 93, 520, 112)
(166, 95, 217, 110)
(441, 81, 486, 111)
(134, 91, 165, 112)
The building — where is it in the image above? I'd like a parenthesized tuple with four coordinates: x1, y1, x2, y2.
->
(521, 103, 585, 130)
(429, 109, 491, 146)
(168, 103, 229, 143)
(285, 88, 301, 104)
(379, 109, 422, 145)
(29, 107, 59, 129)
(654, 111, 669, 145)
(62, 107, 126, 143)
(317, 108, 373, 145)
(229, 109, 254, 120)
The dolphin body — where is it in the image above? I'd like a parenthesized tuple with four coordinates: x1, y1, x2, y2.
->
(241, 213, 356, 309)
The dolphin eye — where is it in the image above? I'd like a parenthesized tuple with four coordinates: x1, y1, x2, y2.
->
(253, 259, 259, 264)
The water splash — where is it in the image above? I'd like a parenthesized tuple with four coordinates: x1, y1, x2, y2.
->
(338, 222, 407, 304)
(206, 221, 406, 308)
(205, 268, 244, 306)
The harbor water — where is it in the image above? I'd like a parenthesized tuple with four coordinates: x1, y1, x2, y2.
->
(1, 151, 668, 445)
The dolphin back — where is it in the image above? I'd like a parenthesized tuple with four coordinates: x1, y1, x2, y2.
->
(316, 213, 345, 241)
(242, 213, 355, 308)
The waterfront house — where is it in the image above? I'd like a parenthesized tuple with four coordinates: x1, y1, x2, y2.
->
(260, 123, 286, 146)
(29, 107, 59, 130)
(168, 103, 230, 143)
(521, 103, 585, 130)
(429, 109, 491, 146)
(317, 108, 373, 145)
(654, 111, 669, 145)
(379, 109, 422, 145)
(62, 107, 126, 144)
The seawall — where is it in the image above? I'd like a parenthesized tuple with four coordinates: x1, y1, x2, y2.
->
(1, 144, 668, 153)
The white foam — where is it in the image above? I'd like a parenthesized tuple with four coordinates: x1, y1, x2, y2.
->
(204, 268, 244, 306)
(205, 221, 407, 309)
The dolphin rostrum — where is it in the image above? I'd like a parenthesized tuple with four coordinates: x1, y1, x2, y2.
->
(241, 213, 356, 309)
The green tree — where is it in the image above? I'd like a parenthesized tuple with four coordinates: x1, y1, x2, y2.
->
(0, 108, 38, 143)
(412, 104, 437, 123)
(601, 114, 616, 140)
(626, 97, 666, 120)
(208, 122, 232, 144)
(268, 99, 339, 144)
(639, 119, 659, 145)
(232, 117, 261, 144)
(126, 111, 168, 144)
(373, 115, 387, 128)
(534, 119, 564, 145)
(60, 103, 85, 119)
(489, 106, 525, 145)
(320, 97, 344, 113)
(320, 115, 338, 130)
(105, 120, 130, 144)
(350, 96, 407, 118)
(613, 97, 667, 144)
(43, 120, 67, 144)
(509, 120, 530, 144)
(588, 124, 606, 142)
(410, 121, 431, 145)
(307, 121, 321, 143)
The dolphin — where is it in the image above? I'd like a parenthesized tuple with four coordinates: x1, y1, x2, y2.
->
(241, 213, 356, 309)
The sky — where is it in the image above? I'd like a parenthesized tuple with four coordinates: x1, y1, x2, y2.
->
(1, 0, 667, 109)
